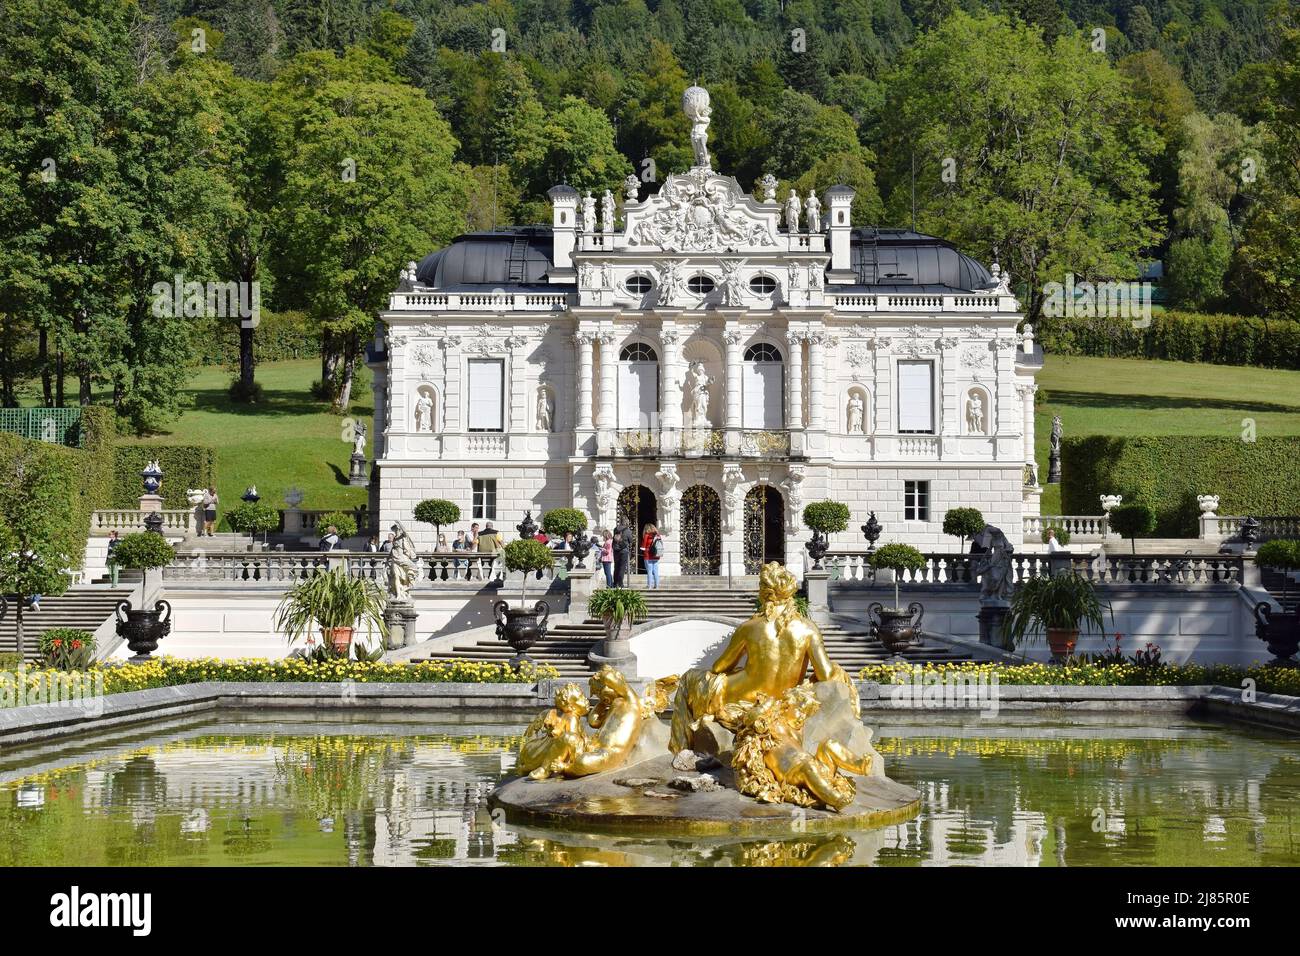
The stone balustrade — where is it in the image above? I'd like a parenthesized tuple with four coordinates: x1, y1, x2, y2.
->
(92, 509, 196, 534)
(387, 291, 568, 312)
(831, 292, 1017, 313)
(1023, 514, 1109, 540)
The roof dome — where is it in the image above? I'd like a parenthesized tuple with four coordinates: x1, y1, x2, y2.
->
(414, 227, 555, 288)
(848, 229, 993, 291)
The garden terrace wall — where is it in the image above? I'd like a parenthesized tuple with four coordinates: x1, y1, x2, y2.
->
(1061, 435, 1300, 537)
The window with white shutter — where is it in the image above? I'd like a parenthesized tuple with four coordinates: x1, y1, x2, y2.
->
(467, 359, 504, 432)
(897, 360, 934, 433)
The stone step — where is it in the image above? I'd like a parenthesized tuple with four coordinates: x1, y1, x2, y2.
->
(0, 588, 134, 660)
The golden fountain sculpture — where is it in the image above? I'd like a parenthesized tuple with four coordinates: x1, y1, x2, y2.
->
(512, 562, 878, 813)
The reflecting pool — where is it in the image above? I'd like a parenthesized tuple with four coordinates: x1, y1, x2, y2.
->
(1, 709, 1298, 866)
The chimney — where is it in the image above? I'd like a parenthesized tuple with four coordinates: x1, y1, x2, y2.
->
(825, 185, 856, 282)
(548, 185, 579, 279)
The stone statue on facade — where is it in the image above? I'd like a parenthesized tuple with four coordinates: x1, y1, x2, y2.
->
(966, 393, 985, 434)
(971, 525, 1014, 602)
(601, 190, 616, 233)
(682, 86, 712, 169)
(805, 191, 821, 232)
(582, 191, 596, 232)
(847, 394, 865, 435)
(536, 388, 554, 432)
(989, 262, 1013, 295)
(386, 521, 419, 601)
(414, 391, 434, 432)
(720, 258, 746, 306)
(658, 260, 686, 306)
(759, 173, 778, 203)
(784, 189, 801, 233)
(687, 361, 712, 427)
(594, 465, 617, 524)
(624, 174, 641, 203)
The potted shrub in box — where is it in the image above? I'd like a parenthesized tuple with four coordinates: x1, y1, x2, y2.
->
(493, 539, 555, 666)
(274, 567, 387, 658)
(1005, 570, 1111, 661)
(866, 543, 928, 652)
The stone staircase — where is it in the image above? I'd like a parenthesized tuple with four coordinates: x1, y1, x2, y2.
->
(416, 579, 972, 678)
(0, 587, 134, 661)
(1261, 567, 1298, 616)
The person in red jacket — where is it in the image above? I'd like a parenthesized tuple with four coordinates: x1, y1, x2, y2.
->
(641, 523, 664, 589)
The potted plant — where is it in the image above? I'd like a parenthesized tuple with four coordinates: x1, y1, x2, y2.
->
(39, 627, 95, 671)
(111, 532, 177, 661)
(802, 500, 850, 570)
(1005, 571, 1111, 661)
(1108, 502, 1156, 556)
(1252, 539, 1300, 665)
(587, 586, 649, 672)
(942, 507, 985, 551)
(494, 539, 555, 665)
(866, 543, 927, 652)
(541, 508, 591, 565)
(413, 498, 460, 542)
(226, 500, 280, 549)
(274, 567, 387, 657)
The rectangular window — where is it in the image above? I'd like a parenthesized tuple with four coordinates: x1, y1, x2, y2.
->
(897, 360, 934, 433)
(472, 479, 497, 521)
(742, 362, 784, 430)
(904, 480, 930, 521)
(467, 358, 504, 432)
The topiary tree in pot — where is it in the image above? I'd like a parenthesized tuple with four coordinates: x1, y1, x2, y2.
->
(802, 500, 850, 570)
(1108, 502, 1156, 556)
(542, 507, 591, 565)
(942, 507, 985, 551)
(110, 532, 178, 662)
(495, 539, 555, 667)
(317, 510, 359, 541)
(226, 500, 280, 548)
(866, 543, 928, 652)
(413, 498, 460, 542)
(1252, 539, 1300, 665)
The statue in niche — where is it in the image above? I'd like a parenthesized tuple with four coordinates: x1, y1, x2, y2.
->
(805, 191, 822, 232)
(784, 190, 802, 233)
(414, 391, 434, 432)
(687, 361, 712, 428)
(582, 192, 596, 231)
(601, 190, 615, 233)
(536, 388, 554, 432)
(846, 393, 865, 435)
(966, 392, 985, 434)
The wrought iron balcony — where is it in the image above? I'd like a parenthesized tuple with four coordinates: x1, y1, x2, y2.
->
(599, 427, 792, 459)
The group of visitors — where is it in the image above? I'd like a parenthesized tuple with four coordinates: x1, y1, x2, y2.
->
(597, 522, 665, 590)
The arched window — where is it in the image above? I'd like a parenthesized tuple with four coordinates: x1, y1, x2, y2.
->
(749, 274, 777, 295)
(619, 342, 658, 362)
(742, 342, 783, 429)
(626, 274, 652, 295)
(744, 342, 782, 362)
(687, 275, 715, 295)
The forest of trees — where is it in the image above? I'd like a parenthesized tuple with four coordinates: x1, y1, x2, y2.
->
(1, 0, 1297, 428)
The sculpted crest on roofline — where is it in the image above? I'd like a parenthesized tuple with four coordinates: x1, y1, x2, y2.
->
(626, 168, 780, 254)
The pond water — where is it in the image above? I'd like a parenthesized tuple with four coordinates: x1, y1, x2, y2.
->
(2, 709, 1298, 867)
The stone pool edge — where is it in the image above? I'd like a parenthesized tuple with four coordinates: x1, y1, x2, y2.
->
(0, 681, 1295, 750)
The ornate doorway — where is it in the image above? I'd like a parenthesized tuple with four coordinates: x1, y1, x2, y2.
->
(743, 484, 785, 573)
(617, 484, 657, 574)
(680, 484, 722, 575)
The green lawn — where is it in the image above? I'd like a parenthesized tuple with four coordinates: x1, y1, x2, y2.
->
(116, 360, 373, 513)
(1033, 355, 1300, 513)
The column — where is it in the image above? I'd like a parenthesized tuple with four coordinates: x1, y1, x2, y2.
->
(574, 332, 594, 430)
(596, 331, 616, 432)
(807, 331, 826, 430)
(785, 331, 804, 429)
(658, 327, 682, 429)
(1020, 383, 1037, 470)
(723, 328, 743, 430)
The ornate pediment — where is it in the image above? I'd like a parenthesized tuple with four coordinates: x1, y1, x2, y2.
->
(624, 168, 779, 254)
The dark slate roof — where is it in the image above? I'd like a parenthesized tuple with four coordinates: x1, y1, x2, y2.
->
(411, 225, 993, 292)
(849, 228, 993, 291)
(415, 226, 555, 286)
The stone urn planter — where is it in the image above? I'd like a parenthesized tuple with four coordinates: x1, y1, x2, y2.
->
(494, 599, 550, 668)
(115, 599, 173, 662)
(867, 601, 924, 654)
(1254, 605, 1300, 666)
(804, 531, 830, 570)
(1046, 627, 1079, 660)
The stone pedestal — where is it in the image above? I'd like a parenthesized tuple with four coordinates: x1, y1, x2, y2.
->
(977, 598, 1011, 650)
(1047, 450, 1061, 484)
(804, 569, 830, 624)
(383, 599, 420, 649)
(587, 621, 638, 680)
(567, 567, 595, 623)
(138, 494, 164, 513)
(348, 453, 369, 487)
(282, 507, 306, 535)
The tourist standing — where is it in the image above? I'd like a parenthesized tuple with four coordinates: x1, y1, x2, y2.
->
(106, 531, 121, 586)
(600, 530, 614, 587)
(612, 520, 630, 587)
(319, 524, 341, 552)
(365, 534, 381, 553)
(1045, 528, 1065, 553)
(380, 532, 394, 553)
(642, 523, 664, 589)
(201, 487, 218, 537)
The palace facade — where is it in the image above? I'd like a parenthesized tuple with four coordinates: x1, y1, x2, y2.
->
(368, 87, 1042, 575)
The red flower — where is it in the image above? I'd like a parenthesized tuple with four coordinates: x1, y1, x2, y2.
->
(71, 640, 82, 649)
(51, 639, 62, 647)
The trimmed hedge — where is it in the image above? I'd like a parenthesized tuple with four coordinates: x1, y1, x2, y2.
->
(1062, 435, 1300, 536)
(190, 310, 321, 367)
(1040, 310, 1300, 370)
(111, 444, 216, 509)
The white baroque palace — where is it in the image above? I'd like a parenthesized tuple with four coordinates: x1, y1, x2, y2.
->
(369, 87, 1043, 575)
